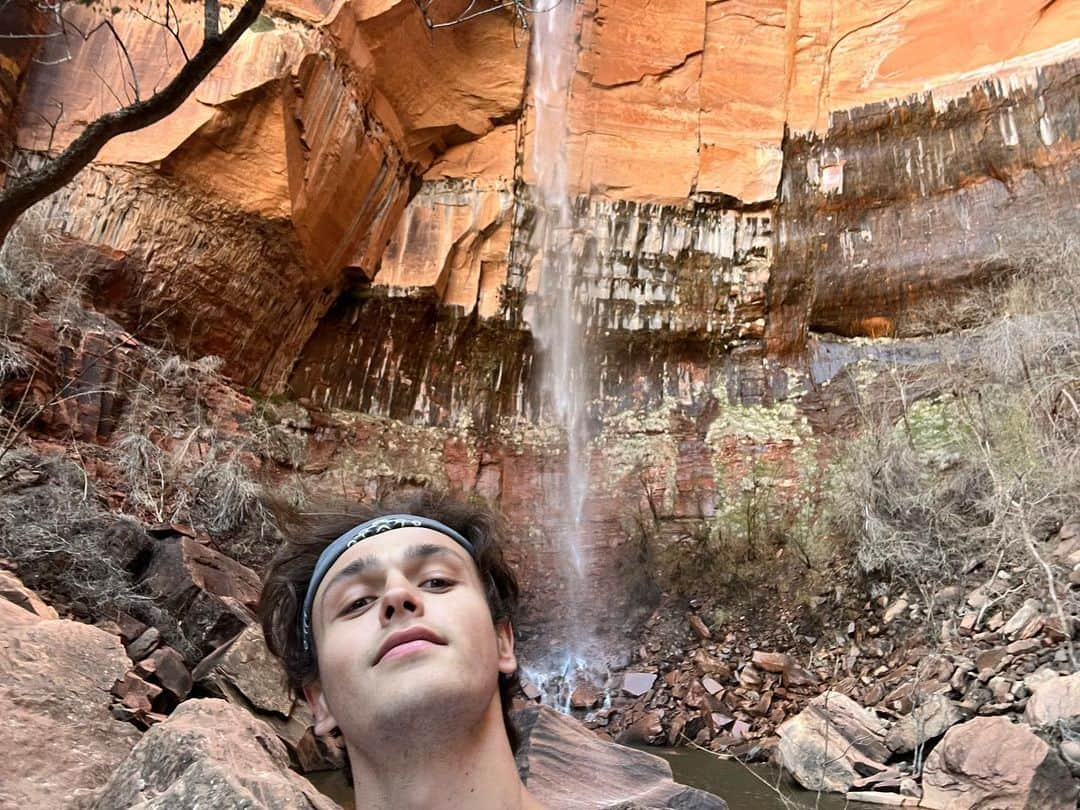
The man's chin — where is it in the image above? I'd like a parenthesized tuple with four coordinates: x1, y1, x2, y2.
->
(366, 664, 488, 722)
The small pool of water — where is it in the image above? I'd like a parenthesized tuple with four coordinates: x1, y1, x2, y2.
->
(644, 747, 876, 810)
(309, 748, 876, 810)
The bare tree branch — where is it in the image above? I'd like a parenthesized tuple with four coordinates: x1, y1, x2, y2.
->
(413, 0, 565, 32)
(0, 0, 266, 244)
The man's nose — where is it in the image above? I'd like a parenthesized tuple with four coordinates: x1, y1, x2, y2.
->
(380, 572, 424, 625)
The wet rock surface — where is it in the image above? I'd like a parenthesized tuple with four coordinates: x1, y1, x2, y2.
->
(514, 704, 727, 809)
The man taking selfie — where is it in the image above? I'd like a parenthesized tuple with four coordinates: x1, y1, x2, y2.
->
(260, 488, 547, 809)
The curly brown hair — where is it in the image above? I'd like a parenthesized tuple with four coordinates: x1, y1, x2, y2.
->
(259, 487, 523, 752)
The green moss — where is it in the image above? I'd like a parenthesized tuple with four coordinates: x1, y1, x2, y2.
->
(705, 401, 808, 446)
(899, 396, 969, 456)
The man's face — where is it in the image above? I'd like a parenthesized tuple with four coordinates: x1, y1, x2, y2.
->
(304, 527, 516, 740)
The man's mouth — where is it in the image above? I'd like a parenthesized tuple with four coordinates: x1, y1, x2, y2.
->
(374, 626, 446, 664)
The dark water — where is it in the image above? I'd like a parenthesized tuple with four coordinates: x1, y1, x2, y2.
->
(309, 749, 875, 810)
(645, 747, 875, 810)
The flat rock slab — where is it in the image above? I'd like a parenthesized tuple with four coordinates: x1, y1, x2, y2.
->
(514, 704, 727, 809)
(195, 624, 294, 717)
(622, 672, 657, 697)
(0, 606, 141, 808)
(92, 698, 340, 809)
(776, 690, 890, 793)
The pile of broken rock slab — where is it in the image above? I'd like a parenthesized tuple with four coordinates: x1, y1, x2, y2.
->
(0, 545, 346, 809)
(581, 523, 1080, 807)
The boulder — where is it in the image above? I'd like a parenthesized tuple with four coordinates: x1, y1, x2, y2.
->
(514, 704, 726, 809)
(92, 698, 340, 809)
(749, 650, 817, 686)
(885, 694, 965, 755)
(113, 670, 163, 714)
(1001, 599, 1042, 638)
(615, 711, 665, 746)
(139, 645, 193, 700)
(140, 536, 260, 660)
(0, 605, 140, 808)
(0, 569, 59, 619)
(751, 650, 790, 673)
(194, 624, 294, 717)
(921, 716, 1077, 810)
(192, 626, 346, 771)
(571, 681, 602, 709)
(776, 691, 890, 793)
(1024, 672, 1080, 729)
(126, 626, 161, 660)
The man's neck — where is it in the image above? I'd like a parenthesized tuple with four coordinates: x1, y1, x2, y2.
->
(346, 698, 543, 810)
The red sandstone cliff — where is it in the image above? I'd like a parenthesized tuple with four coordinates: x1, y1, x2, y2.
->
(4, 0, 1078, 392)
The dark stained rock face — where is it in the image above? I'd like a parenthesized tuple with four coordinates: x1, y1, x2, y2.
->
(513, 703, 727, 809)
(767, 57, 1080, 355)
(92, 698, 341, 810)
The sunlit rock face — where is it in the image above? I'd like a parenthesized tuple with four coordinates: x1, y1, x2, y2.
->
(8, 0, 526, 387)
(0, 1, 45, 184)
(9, 0, 1080, 391)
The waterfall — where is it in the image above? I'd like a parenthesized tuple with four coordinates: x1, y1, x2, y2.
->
(524, 0, 598, 700)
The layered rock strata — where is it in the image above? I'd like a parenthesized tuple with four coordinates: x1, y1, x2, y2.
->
(290, 189, 774, 421)
(768, 54, 1080, 354)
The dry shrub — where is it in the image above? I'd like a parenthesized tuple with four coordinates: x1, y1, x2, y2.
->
(0, 451, 150, 612)
(0, 212, 57, 303)
(0, 336, 30, 382)
(833, 257, 1080, 610)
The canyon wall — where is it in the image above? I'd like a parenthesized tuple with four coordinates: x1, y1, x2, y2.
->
(5, 0, 1077, 397)
(4, 0, 1080, 659)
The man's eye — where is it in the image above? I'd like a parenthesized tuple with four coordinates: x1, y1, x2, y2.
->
(342, 596, 374, 615)
(421, 577, 453, 589)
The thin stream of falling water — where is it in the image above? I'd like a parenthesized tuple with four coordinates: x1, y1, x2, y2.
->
(525, 0, 595, 690)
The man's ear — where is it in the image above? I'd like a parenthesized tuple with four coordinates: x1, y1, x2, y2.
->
(495, 617, 517, 675)
(303, 680, 339, 737)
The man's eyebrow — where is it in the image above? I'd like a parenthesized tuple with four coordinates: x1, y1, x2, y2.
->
(319, 543, 469, 608)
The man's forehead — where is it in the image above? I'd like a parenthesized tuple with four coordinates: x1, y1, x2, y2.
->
(319, 526, 473, 584)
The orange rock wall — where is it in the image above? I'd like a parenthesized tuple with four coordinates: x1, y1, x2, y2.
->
(8, 0, 527, 385)
(6, 0, 1080, 397)
(559, 0, 1080, 204)
(380, 0, 1080, 321)
(0, 1, 45, 184)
